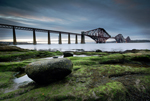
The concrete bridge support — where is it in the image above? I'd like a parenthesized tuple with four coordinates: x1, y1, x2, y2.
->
(75, 35, 78, 44)
(81, 31, 85, 44)
(68, 33, 71, 44)
(59, 32, 62, 44)
(48, 31, 51, 44)
(33, 29, 36, 44)
(13, 26, 17, 45)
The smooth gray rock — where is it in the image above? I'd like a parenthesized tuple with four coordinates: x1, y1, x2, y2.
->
(25, 58, 73, 84)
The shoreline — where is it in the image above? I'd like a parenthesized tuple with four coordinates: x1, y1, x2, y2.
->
(12, 42, 150, 52)
(0, 45, 150, 100)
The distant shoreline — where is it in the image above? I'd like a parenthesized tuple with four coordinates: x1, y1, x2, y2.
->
(106, 40, 150, 43)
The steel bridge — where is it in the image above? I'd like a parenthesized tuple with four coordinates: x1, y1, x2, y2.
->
(84, 28, 111, 43)
(0, 24, 130, 44)
(0, 24, 81, 45)
(84, 28, 131, 43)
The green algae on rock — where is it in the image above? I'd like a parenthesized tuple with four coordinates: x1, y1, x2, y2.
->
(25, 58, 73, 84)
(0, 45, 28, 52)
(63, 52, 73, 57)
(0, 50, 63, 62)
(0, 50, 150, 101)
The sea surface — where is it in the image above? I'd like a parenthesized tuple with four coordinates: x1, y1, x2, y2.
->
(15, 42, 150, 52)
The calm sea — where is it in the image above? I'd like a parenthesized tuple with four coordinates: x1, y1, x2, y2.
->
(15, 43, 150, 52)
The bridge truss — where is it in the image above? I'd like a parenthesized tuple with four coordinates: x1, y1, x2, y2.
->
(84, 28, 111, 43)
(115, 34, 126, 43)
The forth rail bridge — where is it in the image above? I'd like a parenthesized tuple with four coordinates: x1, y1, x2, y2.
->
(0, 24, 131, 45)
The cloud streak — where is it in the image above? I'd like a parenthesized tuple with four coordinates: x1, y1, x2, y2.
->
(0, 0, 150, 42)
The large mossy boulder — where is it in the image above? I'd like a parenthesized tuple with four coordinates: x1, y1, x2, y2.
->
(25, 58, 73, 84)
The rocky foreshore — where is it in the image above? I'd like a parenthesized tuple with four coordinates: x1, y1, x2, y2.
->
(0, 45, 150, 101)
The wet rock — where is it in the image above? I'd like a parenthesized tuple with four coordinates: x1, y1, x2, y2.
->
(76, 49, 84, 52)
(0, 45, 27, 51)
(53, 56, 58, 58)
(72, 49, 84, 52)
(123, 49, 140, 53)
(96, 49, 102, 52)
(63, 52, 73, 57)
(25, 58, 73, 84)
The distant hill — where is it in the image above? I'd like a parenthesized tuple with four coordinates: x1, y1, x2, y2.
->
(106, 40, 150, 43)
(130, 40, 150, 43)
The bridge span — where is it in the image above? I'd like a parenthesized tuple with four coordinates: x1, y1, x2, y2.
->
(0, 24, 130, 45)
(0, 24, 83, 45)
(84, 28, 131, 43)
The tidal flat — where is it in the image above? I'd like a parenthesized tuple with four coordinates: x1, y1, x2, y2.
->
(0, 45, 150, 101)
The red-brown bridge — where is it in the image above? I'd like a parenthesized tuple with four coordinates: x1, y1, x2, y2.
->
(0, 24, 130, 45)
(84, 28, 130, 43)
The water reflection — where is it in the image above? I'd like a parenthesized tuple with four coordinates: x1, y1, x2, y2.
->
(16, 43, 150, 52)
(14, 75, 32, 84)
(4, 75, 33, 93)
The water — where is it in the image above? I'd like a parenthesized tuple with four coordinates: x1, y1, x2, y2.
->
(14, 74, 33, 84)
(4, 74, 33, 93)
(16, 43, 150, 52)
(43, 55, 97, 59)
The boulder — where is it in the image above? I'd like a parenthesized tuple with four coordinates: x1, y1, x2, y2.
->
(63, 52, 73, 57)
(53, 56, 58, 58)
(123, 49, 139, 53)
(96, 49, 102, 52)
(25, 58, 73, 84)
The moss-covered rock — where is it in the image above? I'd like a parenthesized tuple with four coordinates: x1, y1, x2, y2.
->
(63, 52, 73, 57)
(0, 50, 63, 62)
(1, 50, 150, 101)
(0, 72, 13, 89)
(25, 58, 73, 84)
(0, 45, 27, 51)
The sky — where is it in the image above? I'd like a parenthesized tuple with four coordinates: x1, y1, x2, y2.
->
(0, 0, 150, 43)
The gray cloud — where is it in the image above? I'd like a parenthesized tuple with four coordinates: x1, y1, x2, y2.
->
(0, 0, 150, 41)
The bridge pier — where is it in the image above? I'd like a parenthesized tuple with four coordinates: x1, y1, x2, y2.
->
(13, 26, 17, 45)
(59, 32, 62, 44)
(48, 31, 51, 44)
(68, 33, 71, 44)
(33, 29, 36, 44)
(81, 31, 85, 44)
(0, 24, 84, 45)
(75, 35, 78, 44)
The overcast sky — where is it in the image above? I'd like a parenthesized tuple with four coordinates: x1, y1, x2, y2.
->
(0, 0, 150, 43)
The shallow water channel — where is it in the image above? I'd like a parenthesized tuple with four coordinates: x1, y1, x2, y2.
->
(4, 73, 33, 93)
